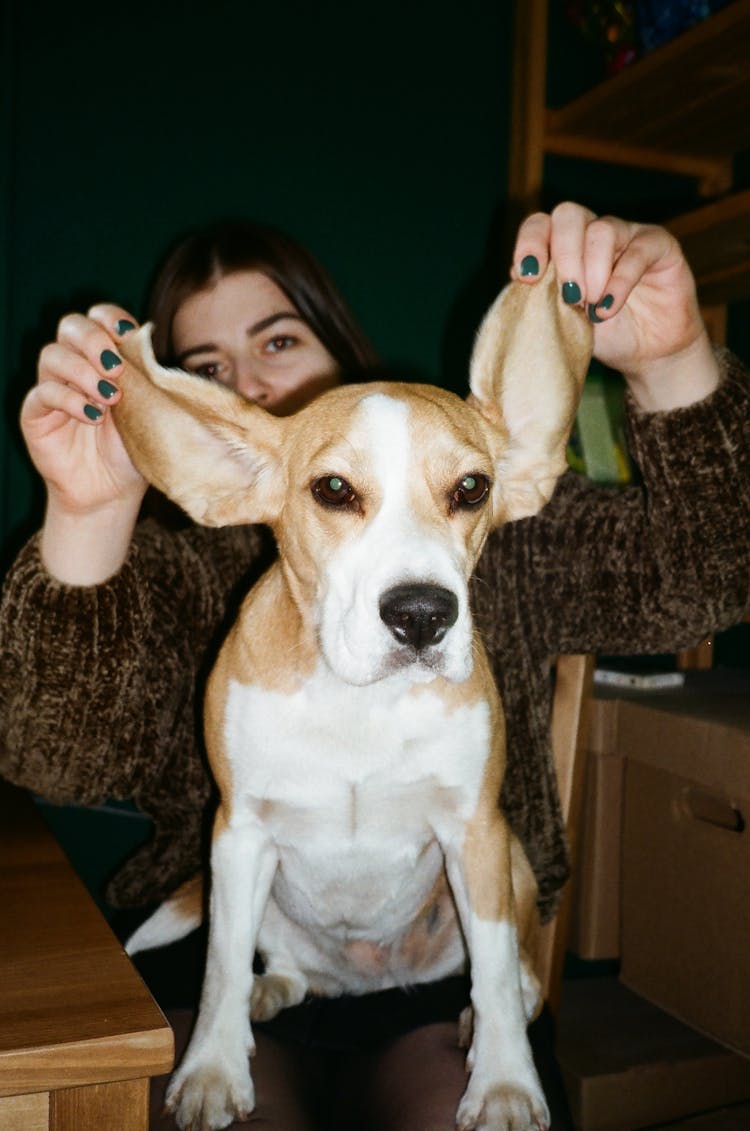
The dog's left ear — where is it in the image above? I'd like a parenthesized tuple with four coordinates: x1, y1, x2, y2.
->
(113, 325, 285, 526)
(468, 263, 592, 523)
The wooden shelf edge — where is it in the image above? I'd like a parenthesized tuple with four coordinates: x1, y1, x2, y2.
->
(543, 130, 733, 194)
(696, 267, 750, 308)
(666, 189, 750, 306)
(546, 0, 750, 164)
(666, 188, 750, 237)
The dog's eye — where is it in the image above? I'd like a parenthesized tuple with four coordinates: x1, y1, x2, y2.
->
(450, 473, 490, 512)
(312, 475, 359, 510)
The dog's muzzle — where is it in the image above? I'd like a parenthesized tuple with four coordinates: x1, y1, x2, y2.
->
(379, 584, 459, 651)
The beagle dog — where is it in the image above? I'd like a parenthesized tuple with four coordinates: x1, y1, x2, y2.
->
(117, 263, 591, 1131)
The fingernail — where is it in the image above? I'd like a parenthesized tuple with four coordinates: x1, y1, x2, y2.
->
(84, 404, 103, 421)
(562, 281, 582, 304)
(588, 293, 614, 322)
(520, 255, 539, 277)
(100, 349, 122, 371)
(115, 319, 136, 335)
(97, 379, 118, 398)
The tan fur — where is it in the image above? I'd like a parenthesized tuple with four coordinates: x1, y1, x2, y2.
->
(469, 264, 591, 521)
(459, 648, 510, 921)
(169, 871, 204, 917)
(117, 264, 591, 1131)
(203, 569, 320, 805)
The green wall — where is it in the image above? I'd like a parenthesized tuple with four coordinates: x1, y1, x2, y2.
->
(3, 0, 748, 569)
(1, 0, 515, 561)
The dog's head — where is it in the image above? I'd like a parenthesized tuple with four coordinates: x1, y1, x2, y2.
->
(114, 264, 591, 685)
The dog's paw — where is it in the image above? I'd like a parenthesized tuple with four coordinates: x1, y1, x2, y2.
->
(165, 1058, 254, 1130)
(456, 1081, 550, 1131)
(250, 971, 306, 1021)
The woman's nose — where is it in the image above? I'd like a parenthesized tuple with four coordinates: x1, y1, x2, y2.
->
(234, 367, 270, 405)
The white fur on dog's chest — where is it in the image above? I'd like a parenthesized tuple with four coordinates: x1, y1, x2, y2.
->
(224, 665, 491, 841)
(223, 666, 492, 982)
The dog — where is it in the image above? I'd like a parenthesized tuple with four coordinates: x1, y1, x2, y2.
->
(115, 262, 592, 1131)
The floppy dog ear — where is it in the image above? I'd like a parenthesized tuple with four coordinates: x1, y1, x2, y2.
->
(113, 325, 284, 526)
(469, 263, 592, 523)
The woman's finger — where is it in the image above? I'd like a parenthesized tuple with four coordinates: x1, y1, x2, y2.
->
(37, 340, 121, 409)
(606, 224, 681, 302)
(54, 313, 127, 400)
(510, 211, 552, 282)
(22, 378, 107, 430)
(87, 302, 139, 339)
(580, 215, 636, 322)
(548, 201, 597, 307)
(38, 341, 121, 412)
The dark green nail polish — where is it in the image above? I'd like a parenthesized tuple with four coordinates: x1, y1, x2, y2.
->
(97, 379, 118, 398)
(589, 293, 615, 322)
(84, 404, 103, 421)
(100, 349, 121, 371)
(520, 254, 539, 277)
(562, 281, 582, 305)
(115, 319, 136, 335)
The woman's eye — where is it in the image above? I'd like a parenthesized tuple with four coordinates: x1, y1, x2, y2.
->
(450, 473, 490, 511)
(192, 362, 225, 382)
(265, 335, 296, 354)
(311, 475, 359, 510)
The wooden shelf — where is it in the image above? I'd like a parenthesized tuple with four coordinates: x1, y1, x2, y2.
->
(546, 0, 750, 194)
(509, 0, 750, 312)
(508, 2, 749, 671)
(667, 189, 750, 306)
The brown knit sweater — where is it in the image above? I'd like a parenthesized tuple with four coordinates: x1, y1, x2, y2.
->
(2, 350, 750, 921)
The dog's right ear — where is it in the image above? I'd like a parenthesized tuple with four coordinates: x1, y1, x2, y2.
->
(113, 325, 284, 526)
(468, 263, 592, 524)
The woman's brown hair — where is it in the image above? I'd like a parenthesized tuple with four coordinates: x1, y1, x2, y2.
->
(146, 220, 378, 380)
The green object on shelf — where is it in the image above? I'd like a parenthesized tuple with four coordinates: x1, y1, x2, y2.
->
(568, 365, 631, 485)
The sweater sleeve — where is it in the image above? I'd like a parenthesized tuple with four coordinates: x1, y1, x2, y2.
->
(0, 521, 271, 807)
(482, 348, 750, 658)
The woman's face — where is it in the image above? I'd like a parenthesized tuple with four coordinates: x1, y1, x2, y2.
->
(171, 270, 341, 416)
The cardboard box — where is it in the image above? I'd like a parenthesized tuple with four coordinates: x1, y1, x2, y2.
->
(557, 976, 750, 1130)
(649, 1101, 750, 1129)
(618, 679, 750, 1056)
(569, 698, 624, 960)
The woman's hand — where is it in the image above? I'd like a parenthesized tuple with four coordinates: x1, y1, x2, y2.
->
(511, 203, 720, 411)
(21, 305, 149, 584)
(22, 305, 146, 512)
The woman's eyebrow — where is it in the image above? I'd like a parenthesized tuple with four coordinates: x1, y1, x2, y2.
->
(177, 343, 218, 365)
(248, 311, 303, 336)
(177, 312, 304, 365)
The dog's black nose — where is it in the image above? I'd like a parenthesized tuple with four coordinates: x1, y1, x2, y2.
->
(379, 584, 459, 651)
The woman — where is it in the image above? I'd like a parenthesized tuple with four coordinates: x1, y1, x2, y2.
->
(2, 204, 749, 1130)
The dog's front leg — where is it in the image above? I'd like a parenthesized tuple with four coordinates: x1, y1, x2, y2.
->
(442, 810, 549, 1131)
(166, 809, 277, 1131)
